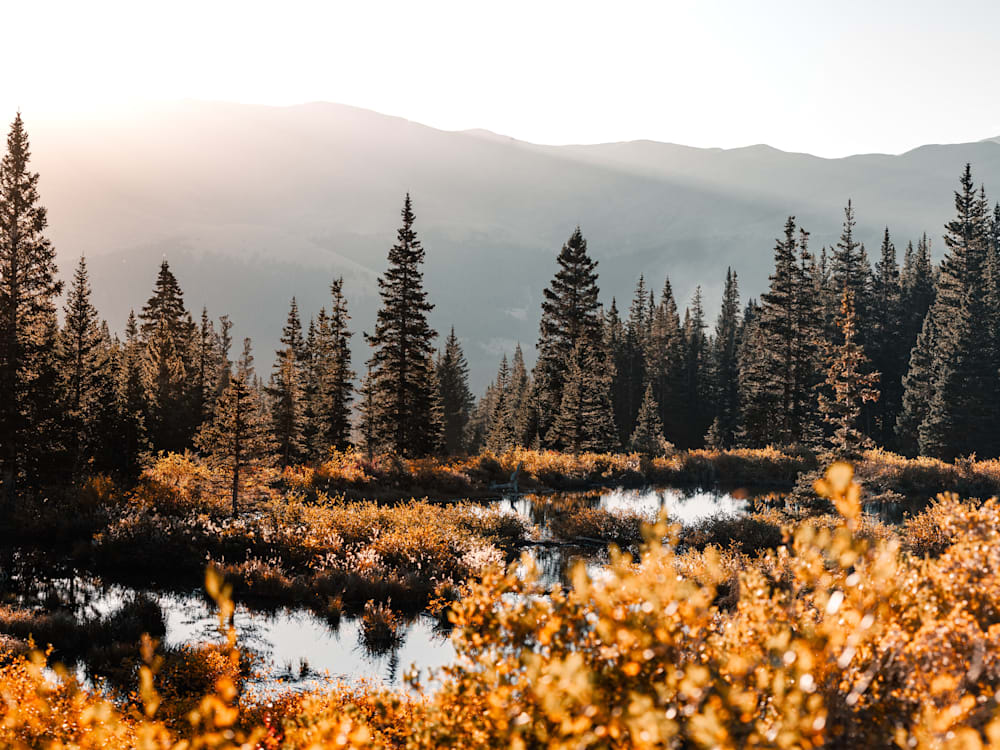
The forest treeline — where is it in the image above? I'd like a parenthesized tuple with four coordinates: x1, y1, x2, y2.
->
(1, 114, 999, 505)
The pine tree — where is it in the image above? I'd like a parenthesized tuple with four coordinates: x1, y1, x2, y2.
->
(710, 269, 741, 447)
(869, 228, 905, 448)
(356, 360, 378, 459)
(830, 200, 872, 340)
(313, 278, 355, 454)
(486, 354, 517, 453)
(605, 298, 632, 444)
(818, 289, 880, 460)
(115, 312, 148, 478)
(193, 308, 220, 427)
(909, 165, 997, 459)
(647, 278, 685, 444)
(365, 195, 439, 456)
(268, 348, 305, 467)
(629, 383, 665, 456)
(0, 114, 63, 501)
(195, 338, 273, 516)
(737, 299, 777, 446)
(617, 277, 651, 442)
(745, 218, 821, 447)
(509, 344, 533, 446)
(139, 260, 196, 451)
(57, 256, 108, 476)
(268, 298, 307, 466)
(900, 234, 936, 352)
(550, 338, 617, 453)
(436, 327, 474, 454)
(533, 227, 603, 447)
(679, 287, 711, 447)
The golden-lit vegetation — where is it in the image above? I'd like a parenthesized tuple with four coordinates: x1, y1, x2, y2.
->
(5, 463, 1000, 747)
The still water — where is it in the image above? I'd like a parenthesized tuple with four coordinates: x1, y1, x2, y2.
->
(21, 484, 909, 688)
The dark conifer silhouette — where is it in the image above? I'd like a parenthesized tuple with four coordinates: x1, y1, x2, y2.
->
(0, 114, 62, 502)
(365, 195, 439, 456)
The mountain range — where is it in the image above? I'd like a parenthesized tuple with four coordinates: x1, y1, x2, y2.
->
(25, 100, 1000, 390)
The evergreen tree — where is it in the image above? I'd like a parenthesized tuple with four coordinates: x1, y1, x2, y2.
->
(314, 279, 355, 454)
(115, 312, 148, 478)
(869, 228, 905, 448)
(900, 234, 936, 352)
(365, 195, 439, 456)
(356, 360, 378, 459)
(268, 298, 307, 466)
(617, 277, 651, 442)
(195, 338, 273, 516)
(744, 219, 821, 446)
(910, 165, 997, 459)
(830, 200, 872, 338)
(139, 260, 196, 451)
(710, 268, 741, 447)
(737, 299, 776, 447)
(818, 289, 880, 460)
(0, 114, 63, 501)
(629, 383, 665, 456)
(57, 256, 108, 476)
(486, 354, 517, 453)
(679, 287, 711, 447)
(647, 278, 685, 444)
(550, 338, 617, 453)
(509, 344, 533, 446)
(436, 327, 474, 454)
(533, 227, 603, 447)
(605, 297, 634, 444)
(193, 308, 220, 427)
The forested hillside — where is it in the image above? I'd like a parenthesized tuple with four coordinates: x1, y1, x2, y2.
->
(23, 100, 1000, 388)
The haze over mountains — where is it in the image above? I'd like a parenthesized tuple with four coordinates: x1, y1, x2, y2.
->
(28, 100, 1000, 390)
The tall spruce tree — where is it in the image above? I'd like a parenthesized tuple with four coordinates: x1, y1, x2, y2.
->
(679, 288, 711, 447)
(115, 311, 148, 478)
(436, 327, 474, 455)
(268, 298, 307, 466)
(647, 278, 685, 444)
(193, 308, 220, 428)
(267, 297, 306, 466)
(508, 344, 533, 446)
(605, 298, 634, 444)
(313, 279, 355, 454)
(710, 269, 741, 448)
(869, 228, 905, 448)
(0, 114, 63, 501)
(533, 227, 605, 449)
(195, 338, 273, 516)
(909, 165, 997, 459)
(58, 256, 108, 476)
(830, 201, 872, 337)
(139, 260, 196, 452)
(900, 234, 936, 351)
(741, 219, 821, 447)
(736, 299, 776, 446)
(365, 195, 439, 456)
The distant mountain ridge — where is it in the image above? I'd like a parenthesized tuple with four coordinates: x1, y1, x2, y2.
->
(24, 100, 1000, 390)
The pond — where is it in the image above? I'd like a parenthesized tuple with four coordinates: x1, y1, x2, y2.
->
(7, 483, 917, 689)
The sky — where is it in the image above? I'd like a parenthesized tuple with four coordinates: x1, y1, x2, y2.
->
(10, 0, 1000, 157)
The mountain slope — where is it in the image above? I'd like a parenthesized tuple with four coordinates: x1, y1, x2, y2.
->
(25, 100, 1000, 389)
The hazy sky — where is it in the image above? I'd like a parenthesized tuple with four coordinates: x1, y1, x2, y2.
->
(12, 0, 1000, 157)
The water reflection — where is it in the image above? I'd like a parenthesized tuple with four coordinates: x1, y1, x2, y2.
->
(3, 573, 455, 689)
